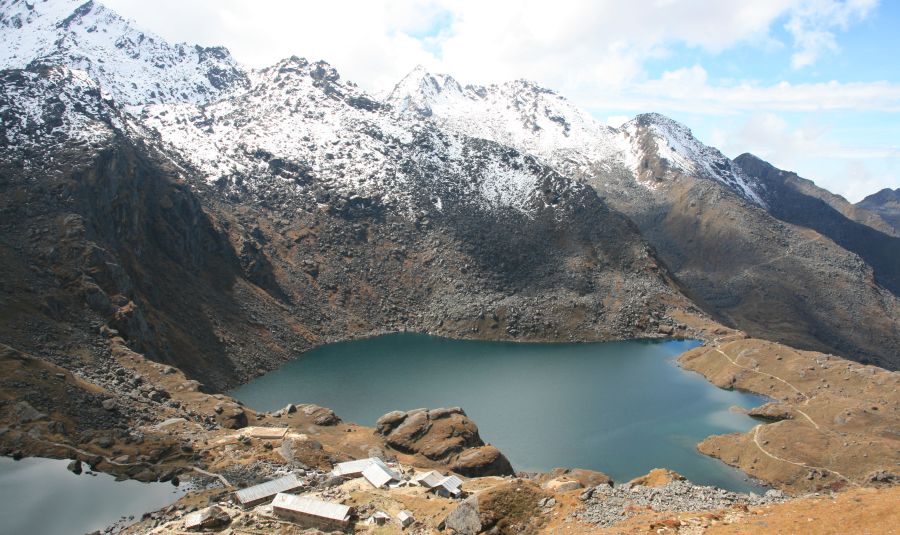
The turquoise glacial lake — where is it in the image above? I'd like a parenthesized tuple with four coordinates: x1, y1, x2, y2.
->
(0, 456, 185, 535)
(231, 334, 768, 493)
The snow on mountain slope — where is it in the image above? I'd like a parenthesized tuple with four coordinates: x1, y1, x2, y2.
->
(0, 0, 247, 109)
(388, 66, 633, 176)
(142, 58, 583, 215)
(388, 67, 766, 207)
(623, 113, 766, 205)
(0, 65, 124, 155)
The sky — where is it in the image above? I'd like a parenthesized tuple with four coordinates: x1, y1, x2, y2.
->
(102, 0, 900, 202)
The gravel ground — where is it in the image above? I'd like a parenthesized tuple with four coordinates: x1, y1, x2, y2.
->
(574, 480, 787, 527)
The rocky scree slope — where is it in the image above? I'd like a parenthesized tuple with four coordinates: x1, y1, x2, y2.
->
(389, 68, 900, 369)
(0, 54, 694, 393)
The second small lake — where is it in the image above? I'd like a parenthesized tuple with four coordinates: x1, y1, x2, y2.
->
(0, 456, 186, 535)
(231, 334, 768, 493)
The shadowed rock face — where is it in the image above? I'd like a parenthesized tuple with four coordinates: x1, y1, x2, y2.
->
(734, 153, 900, 296)
(376, 408, 514, 477)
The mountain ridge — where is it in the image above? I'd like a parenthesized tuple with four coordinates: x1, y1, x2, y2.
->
(0, 2, 898, 532)
(389, 65, 900, 368)
(857, 187, 900, 233)
(0, 0, 247, 108)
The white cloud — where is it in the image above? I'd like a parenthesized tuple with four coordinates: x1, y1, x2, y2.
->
(101, 0, 877, 95)
(600, 65, 900, 114)
(717, 112, 832, 162)
(708, 112, 898, 201)
(102, 0, 443, 91)
(784, 0, 878, 69)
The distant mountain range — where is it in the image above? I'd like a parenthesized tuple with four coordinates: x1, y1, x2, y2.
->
(1, 0, 897, 375)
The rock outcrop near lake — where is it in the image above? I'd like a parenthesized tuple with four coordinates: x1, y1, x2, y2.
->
(376, 407, 514, 477)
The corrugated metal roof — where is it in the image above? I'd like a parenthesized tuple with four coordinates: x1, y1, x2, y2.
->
(398, 510, 415, 527)
(439, 475, 463, 492)
(413, 470, 444, 488)
(362, 462, 400, 488)
(272, 493, 352, 521)
(331, 457, 396, 477)
(234, 474, 303, 505)
(331, 457, 377, 477)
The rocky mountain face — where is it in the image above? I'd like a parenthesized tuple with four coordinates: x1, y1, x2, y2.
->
(857, 188, 900, 234)
(0, 0, 897, 393)
(734, 153, 900, 295)
(389, 68, 900, 368)
(0, 2, 698, 393)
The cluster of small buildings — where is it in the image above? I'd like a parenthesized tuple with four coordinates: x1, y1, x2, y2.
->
(221, 455, 465, 531)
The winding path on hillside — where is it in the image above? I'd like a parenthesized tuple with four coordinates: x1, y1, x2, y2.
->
(711, 341, 821, 429)
(709, 340, 862, 486)
(751, 426, 858, 487)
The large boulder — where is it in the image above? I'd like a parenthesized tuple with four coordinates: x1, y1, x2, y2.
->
(451, 446, 514, 478)
(279, 435, 325, 468)
(748, 402, 795, 422)
(213, 402, 247, 430)
(627, 468, 686, 488)
(443, 497, 481, 535)
(9, 401, 47, 424)
(540, 467, 613, 491)
(297, 404, 340, 426)
(376, 407, 514, 477)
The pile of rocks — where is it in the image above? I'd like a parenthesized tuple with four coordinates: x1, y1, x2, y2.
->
(574, 481, 787, 528)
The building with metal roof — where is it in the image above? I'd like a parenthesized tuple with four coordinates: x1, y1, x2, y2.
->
(413, 470, 463, 497)
(366, 510, 391, 526)
(413, 470, 444, 488)
(331, 457, 378, 478)
(271, 493, 354, 531)
(362, 461, 401, 488)
(233, 474, 304, 506)
(398, 510, 415, 527)
(183, 506, 227, 531)
(243, 426, 289, 440)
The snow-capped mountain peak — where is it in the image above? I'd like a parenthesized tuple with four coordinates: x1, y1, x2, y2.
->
(0, 0, 248, 109)
(389, 67, 767, 207)
(390, 65, 465, 117)
(387, 66, 627, 175)
(622, 113, 767, 205)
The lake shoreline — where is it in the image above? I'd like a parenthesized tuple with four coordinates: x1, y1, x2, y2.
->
(1, 320, 896, 532)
